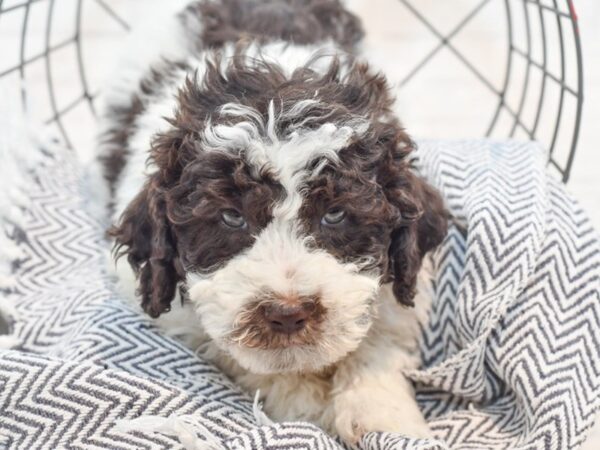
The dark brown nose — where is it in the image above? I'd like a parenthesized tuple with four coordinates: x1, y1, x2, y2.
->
(263, 304, 312, 334)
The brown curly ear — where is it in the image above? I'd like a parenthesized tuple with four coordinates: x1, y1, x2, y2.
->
(387, 172, 448, 306)
(110, 177, 182, 318)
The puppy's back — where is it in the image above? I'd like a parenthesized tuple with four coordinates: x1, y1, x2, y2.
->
(186, 0, 364, 50)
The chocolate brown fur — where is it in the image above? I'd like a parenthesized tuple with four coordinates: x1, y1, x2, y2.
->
(100, 60, 191, 197)
(110, 48, 448, 316)
(190, 0, 364, 50)
(100, 0, 363, 194)
(104, 3, 447, 439)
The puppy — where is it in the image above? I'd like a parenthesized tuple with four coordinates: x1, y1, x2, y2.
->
(99, 0, 448, 443)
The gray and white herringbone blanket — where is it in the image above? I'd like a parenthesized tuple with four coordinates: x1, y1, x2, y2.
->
(1, 117, 599, 450)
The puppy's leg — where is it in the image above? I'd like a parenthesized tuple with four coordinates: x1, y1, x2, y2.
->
(330, 281, 433, 443)
(331, 347, 430, 443)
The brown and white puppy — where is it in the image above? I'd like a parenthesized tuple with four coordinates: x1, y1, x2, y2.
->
(99, 0, 448, 443)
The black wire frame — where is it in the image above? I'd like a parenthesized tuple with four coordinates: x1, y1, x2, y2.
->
(397, 0, 584, 183)
(0, 0, 584, 183)
(0, 0, 129, 149)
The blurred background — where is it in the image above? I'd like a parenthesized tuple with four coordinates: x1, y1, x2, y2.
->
(0, 0, 599, 446)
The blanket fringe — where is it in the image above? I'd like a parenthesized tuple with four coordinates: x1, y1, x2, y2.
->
(253, 390, 273, 426)
(114, 415, 224, 450)
(112, 392, 273, 450)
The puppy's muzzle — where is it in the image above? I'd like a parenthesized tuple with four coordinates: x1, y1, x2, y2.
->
(262, 301, 317, 334)
(230, 292, 326, 349)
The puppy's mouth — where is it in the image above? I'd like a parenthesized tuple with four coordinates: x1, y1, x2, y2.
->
(227, 294, 327, 350)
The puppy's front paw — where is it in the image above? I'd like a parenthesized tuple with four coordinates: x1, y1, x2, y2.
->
(333, 389, 432, 444)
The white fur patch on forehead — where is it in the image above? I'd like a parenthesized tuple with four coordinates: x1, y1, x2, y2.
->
(204, 99, 368, 153)
(201, 100, 369, 219)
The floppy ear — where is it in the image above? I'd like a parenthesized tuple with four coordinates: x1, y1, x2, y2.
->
(378, 132, 448, 306)
(387, 171, 448, 306)
(110, 176, 183, 318)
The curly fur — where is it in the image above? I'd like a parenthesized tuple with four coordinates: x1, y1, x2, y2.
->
(100, 0, 448, 442)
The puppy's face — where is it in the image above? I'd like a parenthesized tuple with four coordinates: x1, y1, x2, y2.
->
(112, 55, 447, 374)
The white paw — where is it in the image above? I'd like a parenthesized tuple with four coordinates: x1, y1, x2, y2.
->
(333, 391, 432, 444)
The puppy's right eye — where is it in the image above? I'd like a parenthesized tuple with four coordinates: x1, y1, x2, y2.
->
(221, 209, 247, 229)
(321, 208, 346, 226)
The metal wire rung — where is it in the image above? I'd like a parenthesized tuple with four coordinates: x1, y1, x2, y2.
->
(396, 0, 582, 182)
(0, 36, 76, 78)
(523, 0, 571, 18)
(0, 0, 584, 182)
(511, 46, 578, 96)
(44, 90, 97, 124)
(398, 0, 493, 88)
(498, 101, 536, 139)
(398, 0, 503, 96)
(0, 0, 45, 14)
(93, 0, 130, 31)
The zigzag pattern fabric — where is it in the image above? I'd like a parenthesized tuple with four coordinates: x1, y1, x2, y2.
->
(0, 129, 598, 449)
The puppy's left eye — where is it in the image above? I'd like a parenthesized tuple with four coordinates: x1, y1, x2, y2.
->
(221, 209, 247, 229)
(321, 208, 346, 226)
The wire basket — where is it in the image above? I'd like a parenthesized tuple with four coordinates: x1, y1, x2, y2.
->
(0, 0, 584, 182)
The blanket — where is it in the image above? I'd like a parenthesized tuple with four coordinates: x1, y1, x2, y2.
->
(1, 115, 599, 449)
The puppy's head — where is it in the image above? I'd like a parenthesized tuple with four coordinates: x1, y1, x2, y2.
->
(111, 50, 448, 374)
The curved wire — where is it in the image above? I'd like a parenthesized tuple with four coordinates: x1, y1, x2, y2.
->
(548, 0, 567, 162)
(562, 0, 584, 182)
(75, 0, 95, 116)
(510, 0, 533, 137)
(486, 0, 514, 137)
(0, 0, 585, 182)
(18, 0, 32, 109)
(530, 1, 548, 138)
(44, 0, 73, 148)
